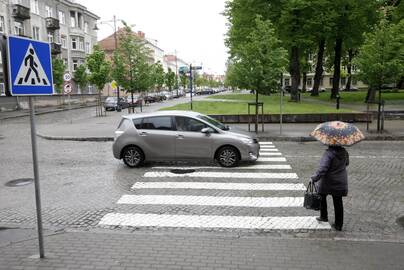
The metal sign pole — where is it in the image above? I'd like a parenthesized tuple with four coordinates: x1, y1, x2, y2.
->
(28, 96, 45, 259)
(189, 64, 193, 110)
(280, 73, 283, 135)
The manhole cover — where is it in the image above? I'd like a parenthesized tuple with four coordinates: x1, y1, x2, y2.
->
(397, 216, 404, 228)
(5, 178, 34, 187)
(170, 169, 196, 174)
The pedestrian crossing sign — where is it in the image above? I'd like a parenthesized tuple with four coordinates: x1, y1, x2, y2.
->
(7, 35, 54, 95)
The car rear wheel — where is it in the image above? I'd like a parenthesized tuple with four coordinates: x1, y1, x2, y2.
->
(122, 146, 144, 168)
(217, 146, 239, 167)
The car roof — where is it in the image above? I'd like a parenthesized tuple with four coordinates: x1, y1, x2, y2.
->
(123, 110, 202, 120)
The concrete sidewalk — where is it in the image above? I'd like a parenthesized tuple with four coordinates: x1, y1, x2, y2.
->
(0, 228, 403, 270)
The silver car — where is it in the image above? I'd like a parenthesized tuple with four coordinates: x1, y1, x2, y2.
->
(112, 110, 260, 167)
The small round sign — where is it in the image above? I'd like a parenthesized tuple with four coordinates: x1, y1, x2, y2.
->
(64, 83, 72, 94)
(63, 73, 72, 82)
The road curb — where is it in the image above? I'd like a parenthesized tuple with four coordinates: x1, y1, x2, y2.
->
(36, 133, 404, 142)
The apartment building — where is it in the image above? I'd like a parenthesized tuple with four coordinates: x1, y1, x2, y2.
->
(0, 0, 99, 95)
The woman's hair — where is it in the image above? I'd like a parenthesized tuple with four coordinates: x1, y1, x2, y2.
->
(329, 145, 344, 150)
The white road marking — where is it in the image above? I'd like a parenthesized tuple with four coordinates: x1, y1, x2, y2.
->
(257, 157, 287, 162)
(99, 213, 331, 230)
(144, 171, 298, 179)
(259, 142, 273, 145)
(131, 182, 306, 191)
(151, 164, 291, 170)
(117, 195, 303, 207)
(260, 145, 276, 148)
(259, 152, 283, 156)
(259, 149, 279, 152)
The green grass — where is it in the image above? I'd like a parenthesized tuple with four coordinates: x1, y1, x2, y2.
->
(161, 93, 355, 114)
(303, 90, 404, 103)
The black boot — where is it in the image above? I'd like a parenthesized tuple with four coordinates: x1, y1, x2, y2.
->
(316, 217, 328, 222)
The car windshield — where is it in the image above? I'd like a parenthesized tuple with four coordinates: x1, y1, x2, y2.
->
(106, 97, 117, 102)
(197, 115, 228, 130)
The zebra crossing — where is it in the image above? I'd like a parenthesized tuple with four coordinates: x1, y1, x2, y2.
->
(99, 142, 331, 231)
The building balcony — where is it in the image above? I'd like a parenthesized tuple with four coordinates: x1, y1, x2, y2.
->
(50, 43, 62, 55)
(46, 17, 60, 30)
(12, 4, 30, 20)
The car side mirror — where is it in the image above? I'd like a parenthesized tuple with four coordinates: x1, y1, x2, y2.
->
(201, 127, 213, 134)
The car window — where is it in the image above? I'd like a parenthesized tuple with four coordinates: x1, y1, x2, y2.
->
(196, 115, 227, 130)
(139, 116, 173, 130)
(175, 116, 207, 132)
(132, 118, 142, 129)
(106, 97, 116, 102)
(117, 118, 132, 131)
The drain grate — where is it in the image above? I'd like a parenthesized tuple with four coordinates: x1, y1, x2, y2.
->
(5, 178, 34, 187)
(170, 169, 196, 174)
(397, 216, 404, 229)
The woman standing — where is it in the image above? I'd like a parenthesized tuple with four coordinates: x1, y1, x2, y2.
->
(311, 145, 349, 231)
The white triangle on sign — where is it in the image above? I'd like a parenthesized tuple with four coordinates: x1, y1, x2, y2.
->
(13, 43, 51, 86)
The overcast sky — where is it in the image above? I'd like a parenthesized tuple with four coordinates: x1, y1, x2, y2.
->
(79, 0, 229, 75)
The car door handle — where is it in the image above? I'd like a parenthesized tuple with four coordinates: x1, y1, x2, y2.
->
(177, 134, 184, 139)
(139, 132, 148, 136)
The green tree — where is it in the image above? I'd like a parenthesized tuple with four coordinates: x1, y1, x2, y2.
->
(86, 44, 111, 116)
(153, 61, 165, 91)
(230, 16, 288, 132)
(52, 58, 65, 94)
(73, 64, 88, 94)
(355, 19, 404, 101)
(114, 23, 153, 103)
(179, 73, 188, 90)
(165, 67, 176, 91)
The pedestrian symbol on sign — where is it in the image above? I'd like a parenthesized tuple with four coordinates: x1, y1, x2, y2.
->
(14, 44, 50, 86)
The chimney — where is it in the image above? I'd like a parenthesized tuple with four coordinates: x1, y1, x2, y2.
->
(137, 31, 145, 38)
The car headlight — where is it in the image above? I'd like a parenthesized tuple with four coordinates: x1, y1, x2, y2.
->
(240, 138, 255, 144)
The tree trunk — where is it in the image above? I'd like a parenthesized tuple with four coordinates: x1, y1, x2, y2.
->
(345, 49, 353, 91)
(302, 72, 307, 93)
(331, 37, 343, 99)
(397, 77, 404, 89)
(312, 39, 325, 96)
(255, 90, 258, 133)
(290, 46, 300, 102)
(365, 87, 377, 103)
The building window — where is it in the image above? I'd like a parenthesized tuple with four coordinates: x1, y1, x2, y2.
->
(32, 26, 40, 40)
(70, 11, 76, 27)
(72, 59, 79, 71)
(307, 78, 313, 87)
(14, 21, 24, 36)
(352, 78, 357, 85)
(47, 31, 54, 43)
(285, 79, 290, 86)
(30, 0, 39, 15)
(63, 58, 68, 68)
(84, 22, 88, 33)
(0, 16, 5, 33)
(61, 36, 67, 48)
(58, 11, 65, 24)
(79, 38, 84, 51)
(320, 77, 324, 86)
(341, 78, 346, 86)
(71, 37, 77, 50)
(85, 42, 90, 53)
(77, 13, 82, 29)
(329, 78, 333, 86)
(45, 5, 53, 18)
(352, 64, 357, 72)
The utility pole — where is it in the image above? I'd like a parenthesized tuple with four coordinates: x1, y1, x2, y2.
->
(113, 15, 120, 104)
(189, 63, 193, 110)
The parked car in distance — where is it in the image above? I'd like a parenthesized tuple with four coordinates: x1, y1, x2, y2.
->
(307, 87, 326, 93)
(104, 97, 129, 111)
(113, 110, 260, 168)
(126, 95, 143, 107)
(341, 86, 358, 91)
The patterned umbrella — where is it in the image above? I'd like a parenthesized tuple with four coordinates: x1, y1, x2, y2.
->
(310, 121, 365, 146)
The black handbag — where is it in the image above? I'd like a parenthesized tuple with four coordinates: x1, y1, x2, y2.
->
(303, 181, 321, 211)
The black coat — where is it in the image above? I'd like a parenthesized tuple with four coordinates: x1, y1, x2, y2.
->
(311, 146, 349, 196)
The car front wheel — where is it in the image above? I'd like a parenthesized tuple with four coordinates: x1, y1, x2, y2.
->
(217, 146, 239, 167)
(122, 146, 144, 168)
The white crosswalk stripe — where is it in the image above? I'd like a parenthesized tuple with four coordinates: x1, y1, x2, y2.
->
(99, 142, 331, 231)
(144, 171, 298, 179)
(118, 195, 304, 208)
(99, 213, 331, 230)
(150, 164, 292, 170)
(259, 152, 283, 156)
(132, 182, 306, 191)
